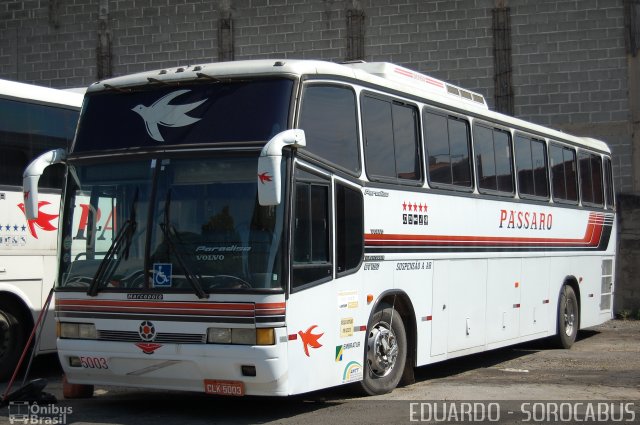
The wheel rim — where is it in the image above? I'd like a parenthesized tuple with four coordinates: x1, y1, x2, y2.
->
(366, 321, 398, 378)
(563, 293, 576, 336)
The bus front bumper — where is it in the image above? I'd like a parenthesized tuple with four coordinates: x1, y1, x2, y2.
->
(58, 337, 290, 396)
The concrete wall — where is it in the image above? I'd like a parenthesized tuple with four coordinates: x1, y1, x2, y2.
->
(615, 194, 640, 315)
(0, 0, 638, 311)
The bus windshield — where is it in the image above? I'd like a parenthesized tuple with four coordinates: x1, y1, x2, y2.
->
(59, 155, 285, 294)
(0, 97, 78, 188)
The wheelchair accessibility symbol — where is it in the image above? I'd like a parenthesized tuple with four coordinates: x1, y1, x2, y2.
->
(152, 263, 172, 288)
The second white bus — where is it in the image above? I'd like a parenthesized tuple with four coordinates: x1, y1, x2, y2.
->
(0, 79, 82, 379)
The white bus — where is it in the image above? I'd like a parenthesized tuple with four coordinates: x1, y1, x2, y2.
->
(24, 60, 616, 397)
(0, 79, 83, 379)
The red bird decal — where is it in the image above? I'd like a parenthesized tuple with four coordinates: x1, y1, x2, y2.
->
(258, 172, 272, 184)
(135, 342, 163, 355)
(17, 201, 59, 239)
(298, 325, 323, 357)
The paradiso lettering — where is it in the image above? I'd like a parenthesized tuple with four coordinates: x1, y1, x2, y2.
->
(499, 209, 553, 230)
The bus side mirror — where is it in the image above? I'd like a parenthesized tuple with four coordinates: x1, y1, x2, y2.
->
(22, 148, 67, 220)
(257, 129, 306, 206)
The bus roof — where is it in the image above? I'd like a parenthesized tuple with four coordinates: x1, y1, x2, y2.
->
(87, 59, 611, 154)
(0, 78, 84, 110)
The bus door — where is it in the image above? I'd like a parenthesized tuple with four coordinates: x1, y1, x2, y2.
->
(286, 166, 366, 394)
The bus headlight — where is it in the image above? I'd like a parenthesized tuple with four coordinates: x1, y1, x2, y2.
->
(58, 322, 97, 339)
(207, 328, 232, 344)
(206, 327, 275, 345)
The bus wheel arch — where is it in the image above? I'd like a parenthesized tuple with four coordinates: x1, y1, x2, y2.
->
(360, 291, 416, 395)
(0, 292, 33, 380)
(554, 277, 581, 349)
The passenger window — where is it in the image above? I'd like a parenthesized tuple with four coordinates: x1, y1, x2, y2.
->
(298, 85, 360, 174)
(604, 157, 615, 209)
(515, 135, 549, 198)
(473, 124, 514, 194)
(578, 152, 604, 207)
(292, 169, 332, 289)
(362, 94, 421, 183)
(423, 110, 472, 188)
(335, 182, 363, 276)
(591, 155, 604, 205)
(549, 143, 578, 203)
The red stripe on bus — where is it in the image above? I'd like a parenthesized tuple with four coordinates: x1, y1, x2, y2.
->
(57, 305, 255, 316)
(56, 299, 255, 311)
(364, 213, 605, 248)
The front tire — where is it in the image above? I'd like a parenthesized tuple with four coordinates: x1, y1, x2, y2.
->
(360, 303, 407, 395)
(0, 303, 27, 380)
(555, 285, 579, 349)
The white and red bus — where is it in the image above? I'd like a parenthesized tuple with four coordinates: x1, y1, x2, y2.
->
(24, 60, 615, 396)
(0, 79, 82, 379)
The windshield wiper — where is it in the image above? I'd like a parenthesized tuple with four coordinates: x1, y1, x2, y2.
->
(87, 219, 136, 296)
(158, 222, 208, 299)
(87, 189, 138, 297)
(159, 189, 208, 299)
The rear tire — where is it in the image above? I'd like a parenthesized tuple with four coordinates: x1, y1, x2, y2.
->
(359, 303, 407, 395)
(555, 285, 579, 349)
(0, 303, 27, 381)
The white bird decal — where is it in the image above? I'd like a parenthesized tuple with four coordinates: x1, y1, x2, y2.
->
(131, 90, 207, 142)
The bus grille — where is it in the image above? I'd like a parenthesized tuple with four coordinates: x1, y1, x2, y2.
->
(98, 330, 206, 344)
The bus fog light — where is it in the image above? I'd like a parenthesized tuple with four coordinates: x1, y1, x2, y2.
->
(207, 328, 231, 344)
(256, 328, 275, 345)
(69, 356, 82, 367)
(231, 328, 256, 345)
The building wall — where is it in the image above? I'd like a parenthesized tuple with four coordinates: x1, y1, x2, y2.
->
(1, 0, 632, 190)
(1, 0, 638, 309)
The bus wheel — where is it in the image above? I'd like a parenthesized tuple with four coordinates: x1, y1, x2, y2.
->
(555, 285, 579, 349)
(0, 304, 26, 380)
(360, 303, 407, 395)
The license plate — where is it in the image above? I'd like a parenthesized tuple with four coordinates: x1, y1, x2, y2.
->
(204, 379, 245, 396)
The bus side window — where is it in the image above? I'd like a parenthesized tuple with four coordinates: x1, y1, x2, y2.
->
(604, 157, 615, 209)
(578, 151, 604, 207)
(473, 124, 514, 194)
(549, 143, 578, 204)
(298, 85, 360, 175)
(515, 135, 549, 199)
(362, 94, 421, 184)
(423, 110, 473, 189)
(335, 182, 363, 276)
(292, 169, 332, 290)
(0, 147, 28, 186)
